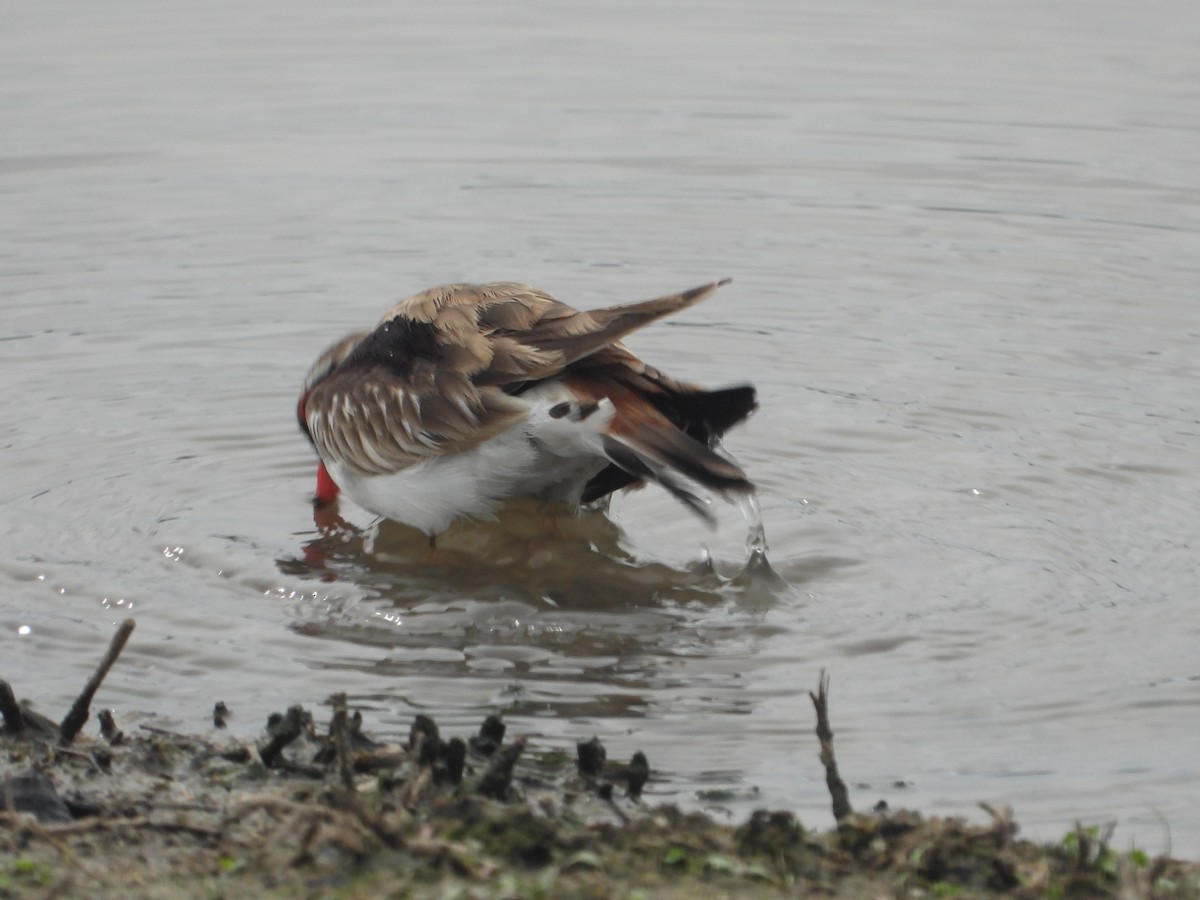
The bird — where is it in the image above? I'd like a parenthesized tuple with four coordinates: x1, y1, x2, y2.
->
(297, 280, 757, 538)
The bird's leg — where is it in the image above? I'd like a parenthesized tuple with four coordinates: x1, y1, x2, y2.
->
(421, 533, 441, 564)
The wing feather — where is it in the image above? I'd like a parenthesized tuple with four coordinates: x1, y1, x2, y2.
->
(301, 280, 729, 478)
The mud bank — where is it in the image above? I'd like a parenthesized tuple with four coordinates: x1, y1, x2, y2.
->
(2, 622, 1197, 899)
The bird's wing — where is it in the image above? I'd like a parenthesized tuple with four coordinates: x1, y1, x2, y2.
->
(300, 281, 728, 477)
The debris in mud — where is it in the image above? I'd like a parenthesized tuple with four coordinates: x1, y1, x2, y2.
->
(468, 712, 505, 756)
(2, 620, 1198, 898)
(0, 770, 72, 824)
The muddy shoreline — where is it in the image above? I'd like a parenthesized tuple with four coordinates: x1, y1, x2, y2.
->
(2, 622, 1197, 898)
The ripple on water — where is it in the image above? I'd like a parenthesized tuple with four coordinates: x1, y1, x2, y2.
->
(269, 497, 800, 738)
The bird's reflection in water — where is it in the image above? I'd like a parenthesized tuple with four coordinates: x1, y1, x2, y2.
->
(290, 497, 785, 610)
(278, 500, 798, 728)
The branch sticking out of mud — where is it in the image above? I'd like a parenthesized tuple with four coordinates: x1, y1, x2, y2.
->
(329, 692, 355, 791)
(0, 679, 24, 733)
(60, 618, 136, 745)
(810, 668, 852, 822)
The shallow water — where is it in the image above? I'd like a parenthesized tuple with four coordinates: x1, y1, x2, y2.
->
(4, 0, 1199, 853)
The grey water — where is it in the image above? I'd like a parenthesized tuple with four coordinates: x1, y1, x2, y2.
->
(3, 0, 1199, 853)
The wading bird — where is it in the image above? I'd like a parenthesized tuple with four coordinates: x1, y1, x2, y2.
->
(297, 280, 757, 541)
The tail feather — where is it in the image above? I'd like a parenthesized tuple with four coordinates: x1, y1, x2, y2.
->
(598, 418, 754, 526)
(600, 436, 719, 526)
(648, 383, 757, 446)
(619, 423, 751, 492)
(581, 382, 757, 507)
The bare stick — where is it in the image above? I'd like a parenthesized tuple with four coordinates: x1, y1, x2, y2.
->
(0, 679, 24, 733)
(329, 693, 355, 791)
(809, 668, 852, 821)
(60, 619, 136, 744)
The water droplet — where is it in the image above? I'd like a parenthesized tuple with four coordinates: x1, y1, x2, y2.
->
(690, 545, 716, 576)
(737, 492, 770, 558)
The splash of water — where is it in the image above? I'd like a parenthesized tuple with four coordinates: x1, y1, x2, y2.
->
(690, 544, 716, 576)
(707, 439, 787, 588)
(738, 491, 770, 561)
(732, 481, 788, 591)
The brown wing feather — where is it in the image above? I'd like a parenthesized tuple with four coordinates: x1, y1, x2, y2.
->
(513, 279, 729, 366)
(301, 280, 731, 477)
(382, 280, 728, 379)
(303, 366, 528, 476)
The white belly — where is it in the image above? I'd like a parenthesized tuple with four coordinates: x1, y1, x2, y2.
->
(327, 384, 613, 534)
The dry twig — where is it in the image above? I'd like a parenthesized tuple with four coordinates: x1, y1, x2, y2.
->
(329, 693, 355, 791)
(60, 618, 136, 744)
(809, 668, 852, 821)
(0, 679, 24, 733)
